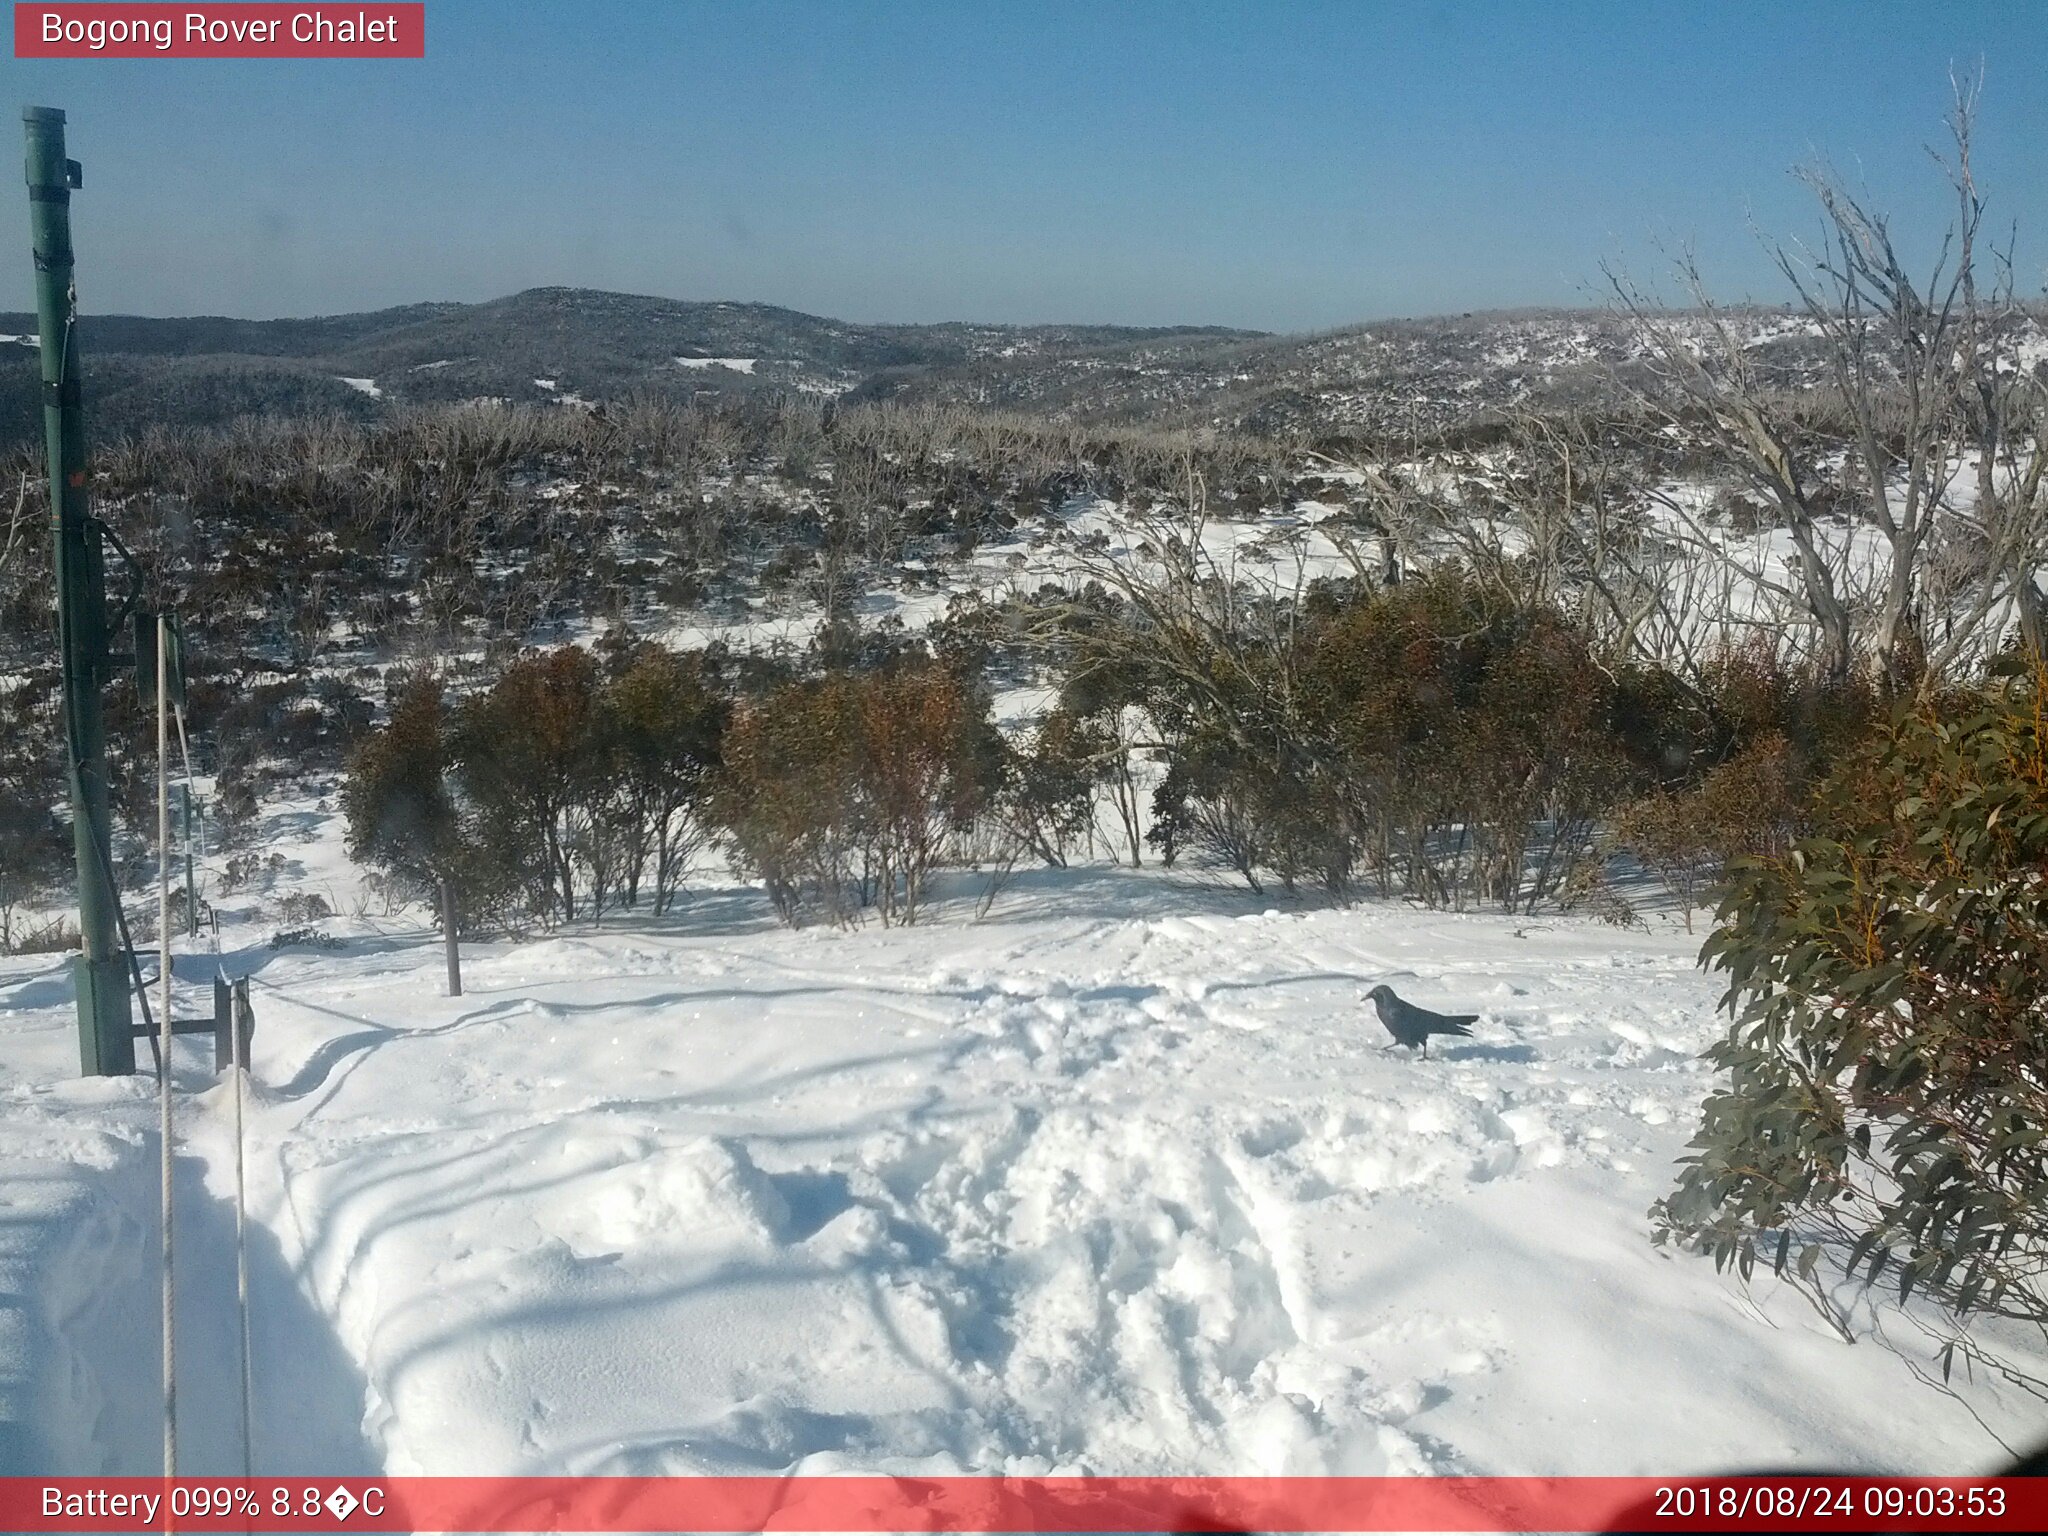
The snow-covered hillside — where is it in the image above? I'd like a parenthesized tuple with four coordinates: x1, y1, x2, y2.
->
(5, 835, 2046, 1479)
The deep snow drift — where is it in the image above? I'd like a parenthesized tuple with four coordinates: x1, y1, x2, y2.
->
(5, 851, 2047, 1479)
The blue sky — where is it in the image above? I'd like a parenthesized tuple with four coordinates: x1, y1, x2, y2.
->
(3, 0, 2045, 330)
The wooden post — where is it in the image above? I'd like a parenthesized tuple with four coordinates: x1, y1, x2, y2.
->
(440, 876, 462, 997)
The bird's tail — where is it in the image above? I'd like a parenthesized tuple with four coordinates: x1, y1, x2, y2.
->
(1444, 1016, 1477, 1035)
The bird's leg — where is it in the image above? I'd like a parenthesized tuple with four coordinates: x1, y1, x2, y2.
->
(1421, 1040, 1429, 1060)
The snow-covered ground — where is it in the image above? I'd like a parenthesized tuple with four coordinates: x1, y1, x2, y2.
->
(5, 833, 2047, 1479)
(3, 478, 2045, 1483)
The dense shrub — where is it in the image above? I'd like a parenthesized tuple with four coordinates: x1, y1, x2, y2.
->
(998, 710, 1104, 869)
(596, 642, 727, 915)
(345, 642, 727, 931)
(1608, 645, 1884, 928)
(1104, 567, 1899, 913)
(0, 687, 67, 952)
(857, 664, 1004, 920)
(1699, 641, 1882, 785)
(1654, 659, 2048, 1363)
(452, 646, 607, 921)
(340, 673, 498, 928)
(1087, 567, 1630, 906)
(1612, 734, 1802, 931)
(715, 661, 1000, 925)
(714, 674, 865, 924)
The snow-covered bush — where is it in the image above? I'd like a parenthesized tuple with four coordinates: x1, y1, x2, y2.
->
(274, 890, 333, 925)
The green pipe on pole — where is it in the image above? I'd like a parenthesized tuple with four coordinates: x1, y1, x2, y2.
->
(24, 106, 134, 1076)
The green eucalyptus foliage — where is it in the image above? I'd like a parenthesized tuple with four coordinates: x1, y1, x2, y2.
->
(1654, 657, 2048, 1362)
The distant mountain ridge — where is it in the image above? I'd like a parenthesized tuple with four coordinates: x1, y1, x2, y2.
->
(13, 284, 2026, 448)
(0, 286, 1263, 444)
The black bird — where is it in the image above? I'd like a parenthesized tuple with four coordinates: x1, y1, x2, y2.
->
(1363, 984, 1477, 1059)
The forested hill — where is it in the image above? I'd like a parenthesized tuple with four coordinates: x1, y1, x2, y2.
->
(7, 284, 2041, 449)
(0, 285, 1256, 445)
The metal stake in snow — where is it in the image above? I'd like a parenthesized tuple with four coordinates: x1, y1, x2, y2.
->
(157, 611, 177, 1478)
(441, 877, 462, 997)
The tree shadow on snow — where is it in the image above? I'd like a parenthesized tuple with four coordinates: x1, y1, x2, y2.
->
(959, 861, 1348, 926)
(0, 1148, 380, 1477)
(1434, 1041, 1540, 1064)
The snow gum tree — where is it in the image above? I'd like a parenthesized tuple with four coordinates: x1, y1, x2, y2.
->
(346, 644, 731, 932)
(1609, 83, 2048, 692)
(598, 642, 727, 915)
(452, 646, 606, 923)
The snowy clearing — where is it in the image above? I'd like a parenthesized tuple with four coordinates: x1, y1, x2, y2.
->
(5, 851, 2046, 1478)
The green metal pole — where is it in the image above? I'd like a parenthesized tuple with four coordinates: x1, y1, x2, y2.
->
(25, 106, 133, 1076)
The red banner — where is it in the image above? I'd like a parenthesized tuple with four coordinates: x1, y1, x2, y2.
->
(2, 1476, 2040, 1532)
(14, 4, 423, 58)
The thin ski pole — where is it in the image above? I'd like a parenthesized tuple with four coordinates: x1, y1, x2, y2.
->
(156, 612, 176, 1479)
(233, 987, 252, 1475)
